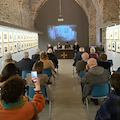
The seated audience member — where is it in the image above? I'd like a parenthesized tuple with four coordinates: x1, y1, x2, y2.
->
(81, 58, 109, 104)
(0, 75, 45, 120)
(47, 43, 53, 51)
(40, 51, 55, 77)
(16, 51, 35, 74)
(2, 52, 16, 69)
(26, 61, 52, 100)
(73, 47, 85, 66)
(76, 52, 89, 73)
(65, 42, 71, 49)
(73, 42, 80, 52)
(47, 48, 58, 68)
(0, 63, 20, 87)
(89, 47, 99, 60)
(98, 53, 111, 73)
(57, 42, 62, 49)
(32, 48, 40, 62)
(95, 72, 120, 120)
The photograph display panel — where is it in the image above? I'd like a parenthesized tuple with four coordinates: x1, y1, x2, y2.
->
(114, 29, 119, 40)
(3, 32, 8, 42)
(108, 41, 112, 51)
(14, 43, 18, 53)
(9, 44, 14, 53)
(18, 33, 21, 41)
(21, 42, 24, 51)
(116, 41, 120, 53)
(0, 31, 3, 43)
(0, 45, 3, 57)
(106, 31, 109, 39)
(9, 32, 13, 42)
(3, 44, 9, 54)
(17, 43, 21, 52)
(21, 34, 24, 41)
(112, 41, 116, 51)
(110, 30, 114, 39)
(14, 33, 18, 42)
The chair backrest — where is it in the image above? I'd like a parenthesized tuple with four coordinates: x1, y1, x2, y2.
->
(108, 60, 113, 67)
(91, 83, 110, 97)
(28, 85, 47, 98)
(117, 67, 120, 73)
(42, 68, 52, 77)
(78, 71, 84, 78)
(22, 70, 31, 78)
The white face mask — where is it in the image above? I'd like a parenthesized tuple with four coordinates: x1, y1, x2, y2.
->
(48, 44, 51, 47)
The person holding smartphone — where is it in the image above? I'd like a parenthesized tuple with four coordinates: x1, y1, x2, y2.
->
(0, 74, 45, 120)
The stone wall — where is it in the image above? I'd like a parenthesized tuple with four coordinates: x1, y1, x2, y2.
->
(0, 0, 34, 29)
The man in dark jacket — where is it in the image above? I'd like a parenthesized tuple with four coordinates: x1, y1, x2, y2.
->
(73, 42, 80, 52)
(73, 47, 85, 66)
(32, 48, 40, 62)
(81, 58, 109, 103)
(95, 72, 120, 120)
(16, 51, 35, 74)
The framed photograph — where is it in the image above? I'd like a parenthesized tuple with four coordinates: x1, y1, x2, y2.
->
(14, 33, 18, 42)
(110, 30, 114, 39)
(116, 41, 120, 53)
(3, 32, 8, 42)
(3, 44, 9, 54)
(106, 31, 109, 39)
(17, 43, 21, 52)
(14, 43, 18, 53)
(9, 44, 14, 53)
(0, 45, 3, 57)
(21, 42, 24, 51)
(8, 32, 13, 42)
(114, 29, 119, 40)
(21, 34, 24, 41)
(24, 34, 26, 41)
(18, 33, 21, 41)
(108, 41, 112, 51)
(0, 31, 3, 43)
(24, 42, 27, 50)
(112, 41, 116, 51)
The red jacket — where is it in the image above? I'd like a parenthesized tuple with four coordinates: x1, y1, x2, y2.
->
(0, 94, 45, 120)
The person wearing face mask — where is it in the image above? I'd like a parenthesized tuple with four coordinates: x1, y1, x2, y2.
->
(57, 42, 62, 49)
(47, 43, 53, 51)
(73, 42, 80, 52)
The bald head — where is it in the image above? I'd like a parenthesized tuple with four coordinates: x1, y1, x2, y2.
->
(87, 58, 97, 68)
(82, 52, 89, 62)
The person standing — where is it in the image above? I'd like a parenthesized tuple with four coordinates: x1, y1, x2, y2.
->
(47, 43, 53, 51)
(65, 42, 71, 49)
(57, 42, 62, 49)
(73, 42, 80, 52)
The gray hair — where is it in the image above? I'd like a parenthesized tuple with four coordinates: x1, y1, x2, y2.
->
(23, 51, 29, 58)
(35, 48, 40, 54)
(47, 48, 53, 53)
(87, 58, 97, 66)
(82, 52, 89, 62)
(90, 47, 96, 53)
(79, 47, 85, 52)
(4, 52, 12, 59)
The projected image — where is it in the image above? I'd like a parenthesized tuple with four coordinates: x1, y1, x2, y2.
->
(48, 25, 77, 41)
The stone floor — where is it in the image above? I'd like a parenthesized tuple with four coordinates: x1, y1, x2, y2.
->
(39, 59, 100, 120)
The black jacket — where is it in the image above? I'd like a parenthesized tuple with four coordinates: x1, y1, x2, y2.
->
(16, 58, 35, 74)
(32, 54, 40, 62)
(73, 45, 80, 52)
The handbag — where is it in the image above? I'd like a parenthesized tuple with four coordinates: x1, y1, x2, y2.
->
(30, 102, 39, 120)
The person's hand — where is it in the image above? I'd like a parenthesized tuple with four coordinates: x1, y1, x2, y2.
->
(34, 77, 41, 91)
(86, 64, 89, 70)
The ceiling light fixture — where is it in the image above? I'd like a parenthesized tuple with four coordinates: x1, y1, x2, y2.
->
(58, 0, 64, 22)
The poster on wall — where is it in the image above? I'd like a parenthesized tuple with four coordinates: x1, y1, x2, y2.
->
(21, 42, 24, 51)
(108, 41, 112, 51)
(14, 33, 17, 42)
(116, 41, 120, 53)
(9, 44, 14, 53)
(0, 31, 3, 43)
(114, 29, 119, 40)
(14, 43, 18, 53)
(3, 44, 9, 54)
(21, 34, 24, 41)
(9, 32, 13, 42)
(0, 45, 3, 57)
(3, 32, 8, 43)
(17, 43, 21, 52)
(18, 33, 21, 41)
(24, 34, 26, 41)
(112, 41, 116, 51)
(110, 30, 114, 39)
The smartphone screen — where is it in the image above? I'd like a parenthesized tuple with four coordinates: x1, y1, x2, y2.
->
(31, 71, 37, 83)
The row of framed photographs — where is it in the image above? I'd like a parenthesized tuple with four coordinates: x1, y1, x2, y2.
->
(106, 29, 120, 40)
(0, 32, 38, 43)
(108, 40, 120, 53)
(0, 41, 38, 57)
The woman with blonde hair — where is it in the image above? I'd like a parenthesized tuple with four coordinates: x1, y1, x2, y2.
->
(89, 47, 99, 60)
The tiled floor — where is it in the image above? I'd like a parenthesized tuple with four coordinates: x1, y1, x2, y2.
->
(39, 59, 100, 120)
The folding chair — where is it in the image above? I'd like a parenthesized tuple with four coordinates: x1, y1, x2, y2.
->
(22, 70, 31, 78)
(85, 83, 110, 111)
(28, 85, 52, 120)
